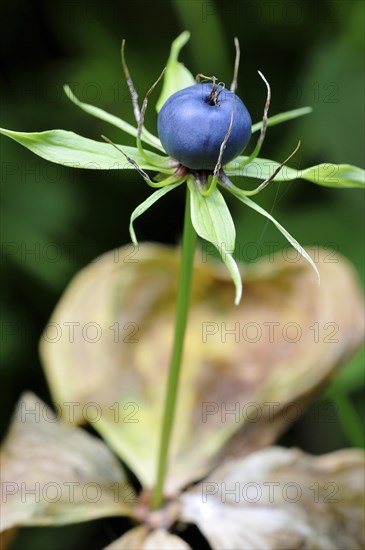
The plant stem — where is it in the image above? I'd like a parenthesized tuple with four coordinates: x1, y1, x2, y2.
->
(326, 389, 364, 448)
(151, 188, 197, 510)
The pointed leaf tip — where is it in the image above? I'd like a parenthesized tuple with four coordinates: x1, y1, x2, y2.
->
(63, 83, 164, 152)
(156, 32, 195, 112)
(0, 129, 162, 171)
(221, 180, 321, 285)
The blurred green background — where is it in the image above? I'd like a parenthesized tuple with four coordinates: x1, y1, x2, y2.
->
(1, 0, 364, 548)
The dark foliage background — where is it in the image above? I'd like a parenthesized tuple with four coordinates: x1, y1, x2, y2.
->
(1, 1, 364, 548)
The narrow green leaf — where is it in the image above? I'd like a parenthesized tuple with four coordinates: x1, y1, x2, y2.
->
(295, 163, 365, 189)
(251, 106, 313, 134)
(223, 254, 243, 306)
(0, 128, 167, 172)
(64, 84, 164, 152)
(156, 31, 195, 112)
(129, 181, 183, 245)
(187, 178, 242, 304)
(225, 155, 365, 189)
(227, 187, 320, 285)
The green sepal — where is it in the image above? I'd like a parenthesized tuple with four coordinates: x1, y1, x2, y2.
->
(225, 155, 365, 189)
(0, 128, 166, 172)
(64, 85, 164, 152)
(129, 181, 184, 245)
(251, 106, 313, 133)
(187, 177, 242, 304)
(155, 31, 195, 112)
(222, 179, 320, 285)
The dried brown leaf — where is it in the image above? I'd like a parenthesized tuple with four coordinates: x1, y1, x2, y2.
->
(0, 393, 134, 531)
(104, 525, 191, 549)
(179, 446, 365, 549)
(40, 244, 364, 494)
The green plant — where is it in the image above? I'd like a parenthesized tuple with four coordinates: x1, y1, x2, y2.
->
(1, 31, 364, 549)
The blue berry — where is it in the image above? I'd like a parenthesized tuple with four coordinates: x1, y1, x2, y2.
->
(157, 83, 252, 170)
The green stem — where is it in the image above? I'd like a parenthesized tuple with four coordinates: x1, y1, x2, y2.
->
(151, 187, 197, 510)
(326, 389, 364, 448)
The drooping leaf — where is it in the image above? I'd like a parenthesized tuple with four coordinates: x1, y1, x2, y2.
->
(129, 182, 184, 245)
(251, 106, 313, 133)
(179, 446, 365, 550)
(0, 393, 134, 531)
(224, 185, 320, 285)
(0, 129, 168, 172)
(40, 244, 364, 495)
(104, 526, 191, 549)
(63, 84, 164, 152)
(221, 254, 243, 305)
(156, 31, 195, 112)
(187, 179, 242, 304)
(225, 155, 365, 189)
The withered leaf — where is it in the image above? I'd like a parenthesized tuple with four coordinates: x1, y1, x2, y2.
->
(40, 244, 364, 494)
(179, 446, 365, 550)
(104, 525, 191, 549)
(0, 393, 134, 531)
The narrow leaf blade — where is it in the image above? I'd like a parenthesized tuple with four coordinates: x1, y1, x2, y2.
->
(225, 155, 365, 189)
(187, 179, 242, 304)
(0, 129, 163, 171)
(156, 31, 195, 112)
(251, 106, 313, 133)
(223, 253, 243, 305)
(298, 163, 365, 189)
(129, 181, 183, 245)
(231, 190, 320, 284)
(64, 84, 164, 152)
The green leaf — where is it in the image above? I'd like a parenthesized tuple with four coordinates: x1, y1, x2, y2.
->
(64, 84, 164, 152)
(294, 163, 365, 189)
(226, 186, 320, 284)
(225, 155, 365, 189)
(187, 178, 242, 304)
(129, 181, 183, 245)
(222, 254, 243, 305)
(156, 31, 195, 112)
(251, 106, 313, 133)
(0, 129, 168, 172)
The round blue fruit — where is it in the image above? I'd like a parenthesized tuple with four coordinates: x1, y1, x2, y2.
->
(157, 83, 252, 170)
